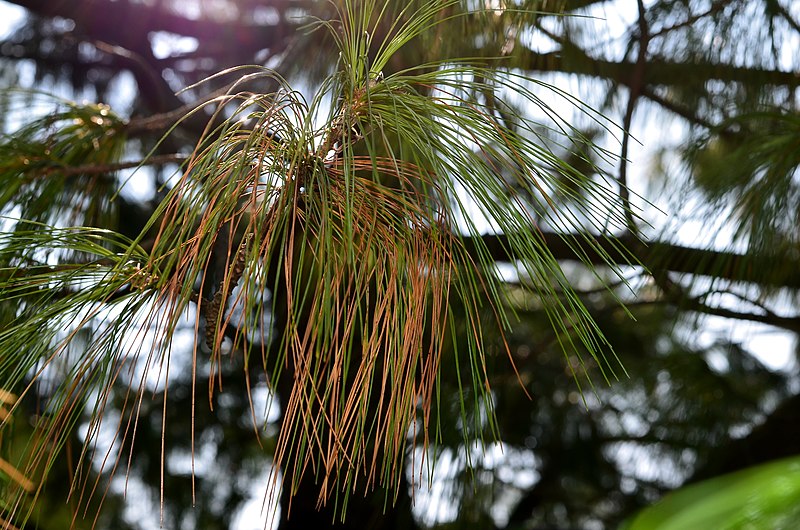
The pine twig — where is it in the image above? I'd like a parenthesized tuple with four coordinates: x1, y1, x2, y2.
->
(204, 232, 252, 350)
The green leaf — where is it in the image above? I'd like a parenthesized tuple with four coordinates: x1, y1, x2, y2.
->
(623, 456, 800, 530)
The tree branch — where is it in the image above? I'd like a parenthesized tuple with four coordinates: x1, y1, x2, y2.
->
(516, 50, 800, 89)
(4, 0, 303, 53)
(471, 232, 800, 290)
(621, 298, 800, 334)
(38, 154, 188, 177)
(649, 0, 732, 39)
(617, 0, 649, 236)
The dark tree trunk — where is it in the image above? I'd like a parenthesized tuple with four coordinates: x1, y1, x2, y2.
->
(277, 469, 418, 530)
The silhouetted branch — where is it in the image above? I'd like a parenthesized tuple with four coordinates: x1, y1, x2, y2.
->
(472, 232, 800, 290)
(39, 154, 188, 177)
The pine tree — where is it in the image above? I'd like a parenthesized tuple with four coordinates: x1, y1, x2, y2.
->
(0, 1, 798, 529)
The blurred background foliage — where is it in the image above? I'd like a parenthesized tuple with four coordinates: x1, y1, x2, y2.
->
(1, 1, 800, 529)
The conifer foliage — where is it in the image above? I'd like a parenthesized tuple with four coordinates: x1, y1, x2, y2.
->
(0, 2, 629, 527)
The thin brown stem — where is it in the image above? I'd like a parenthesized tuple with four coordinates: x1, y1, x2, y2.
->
(649, 0, 732, 39)
(617, 0, 649, 237)
(37, 154, 188, 178)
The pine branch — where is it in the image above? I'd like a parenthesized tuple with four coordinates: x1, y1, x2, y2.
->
(616, 0, 649, 236)
(473, 232, 800, 290)
(516, 50, 800, 89)
(649, 0, 733, 39)
(35, 154, 188, 177)
(5, 0, 307, 51)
